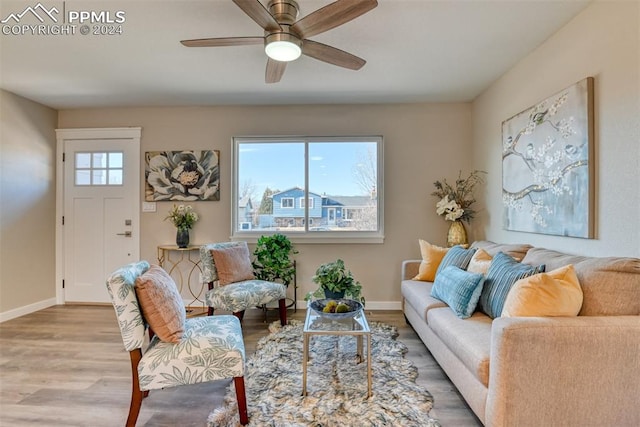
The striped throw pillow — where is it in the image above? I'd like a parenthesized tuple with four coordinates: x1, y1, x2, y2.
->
(436, 245, 477, 277)
(479, 252, 545, 318)
(431, 265, 485, 318)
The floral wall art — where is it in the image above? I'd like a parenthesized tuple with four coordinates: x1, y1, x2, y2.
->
(502, 77, 594, 238)
(145, 150, 220, 201)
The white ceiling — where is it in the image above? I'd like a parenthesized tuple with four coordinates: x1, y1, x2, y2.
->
(0, 0, 591, 109)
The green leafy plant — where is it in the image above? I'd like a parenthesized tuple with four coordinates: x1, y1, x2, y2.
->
(305, 259, 364, 304)
(252, 234, 297, 286)
(165, 204, 199, 230)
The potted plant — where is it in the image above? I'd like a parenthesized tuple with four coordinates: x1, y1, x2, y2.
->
(306, 259, 364, 304)
(252, 234, 297, 286)
(165, 204, 199, 248)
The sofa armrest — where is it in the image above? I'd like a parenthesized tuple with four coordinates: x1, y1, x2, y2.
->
(486, 316, 640, 427)
(402, 260, 422, 281)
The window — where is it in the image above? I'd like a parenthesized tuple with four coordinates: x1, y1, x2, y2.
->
(299, 197, 314, 209)
(232, 136, 384, 243)
(75, 151, 123, 186)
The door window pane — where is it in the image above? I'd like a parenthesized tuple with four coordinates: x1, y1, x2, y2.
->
(76, 170, 91, 185)
(76, 153, 91, 168)
(74, 151, 124, 186)
(92, 170, 107, 185)
(108, 169, 123, 185)
(93, 153, 107, 168)
(109, 152, 123, 168)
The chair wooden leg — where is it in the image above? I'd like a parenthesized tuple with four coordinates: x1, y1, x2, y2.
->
(233, 310, 245, 322)
(234, 376, 249, 425)
(278, 298, 287, 326)
(126, 349, 144, 427)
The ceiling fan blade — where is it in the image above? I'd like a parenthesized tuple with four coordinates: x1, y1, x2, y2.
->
(233, 0, 282, 32)
(265, 58, 287, 83)
(181, 37, 264, 47)
(302, 40, 365, 70)
(291, 0, 377, 39)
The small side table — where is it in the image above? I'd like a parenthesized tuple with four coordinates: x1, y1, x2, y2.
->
(302, 306, 372, 398)
(157, 245, 206, 317)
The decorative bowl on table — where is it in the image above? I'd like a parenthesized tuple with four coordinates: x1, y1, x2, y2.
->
(309, 298, 363, 319)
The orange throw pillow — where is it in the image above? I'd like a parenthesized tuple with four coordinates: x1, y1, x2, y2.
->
(135, 265, 186, 343)
(502, 264, 583, 317)
(413, 240, 449, 282)
(210, 242, 256, 285)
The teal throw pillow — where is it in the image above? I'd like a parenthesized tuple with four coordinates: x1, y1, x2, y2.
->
(436, 245, 477, 277)
(479, 252, 545, 319)
(430, 265, 485, 319)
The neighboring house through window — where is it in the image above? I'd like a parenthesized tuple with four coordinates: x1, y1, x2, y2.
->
(232, 136, 384, 243)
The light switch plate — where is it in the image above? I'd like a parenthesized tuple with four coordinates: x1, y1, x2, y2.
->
(142, 202, 157, 213)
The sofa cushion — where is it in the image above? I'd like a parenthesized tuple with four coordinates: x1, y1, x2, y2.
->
(431, 266, 485, 319)
(413, 240, 449, 282)
(471, 240, 532, 260)
(522, 248, 640, 315)
(436, 245, 477, 277)
(502, 265, 583, 317)
(467, 248, 493, 275)
(401, 280, 447, 323)
(210, 242, 255, 285)
(427, 308, 493, 387)
(135, 265, 186, 343)
(205, 279, 286, 313)
(479, 252, 545, 319)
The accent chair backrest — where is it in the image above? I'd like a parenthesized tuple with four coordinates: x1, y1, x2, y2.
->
(106, 260, 150, 351)
(200, 242, 247, 284)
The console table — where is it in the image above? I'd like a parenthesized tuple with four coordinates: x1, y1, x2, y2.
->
(157, 245, 206, 317)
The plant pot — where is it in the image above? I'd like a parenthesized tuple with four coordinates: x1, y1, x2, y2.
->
(176, 228, 190, 248)
(323, 289, 346, 300)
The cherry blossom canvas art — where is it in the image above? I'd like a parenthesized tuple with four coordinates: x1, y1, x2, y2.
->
(502, 77, 594, 238)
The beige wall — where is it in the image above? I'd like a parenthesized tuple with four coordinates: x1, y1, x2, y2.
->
(471, 1, 640, 257)
(0, 90, 58, 315)
(58, 103, 472, 307)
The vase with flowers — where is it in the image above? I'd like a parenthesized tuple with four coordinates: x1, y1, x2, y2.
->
(432, 170, 486, 247)
(165, 204, 199, 248)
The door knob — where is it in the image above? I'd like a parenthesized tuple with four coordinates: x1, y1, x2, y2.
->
(117, 231, 132, 237)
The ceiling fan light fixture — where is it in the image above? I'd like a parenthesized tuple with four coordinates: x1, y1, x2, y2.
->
(265, 33, 302, 62)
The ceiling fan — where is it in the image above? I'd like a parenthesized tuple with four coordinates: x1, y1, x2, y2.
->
(181, 0, 378, 83)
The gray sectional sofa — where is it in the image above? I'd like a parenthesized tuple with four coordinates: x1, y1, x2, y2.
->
(401, 240, 640, 427)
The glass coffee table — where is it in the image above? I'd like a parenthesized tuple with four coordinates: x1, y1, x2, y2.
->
(302, 304, 372, 398)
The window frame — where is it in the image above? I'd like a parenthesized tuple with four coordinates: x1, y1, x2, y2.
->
(280, 197, 294, 209)
(231, 135, 384, 244)
(299, 197, 314, 209)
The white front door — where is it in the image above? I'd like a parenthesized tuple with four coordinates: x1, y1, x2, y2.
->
(58, 128, 141, 303)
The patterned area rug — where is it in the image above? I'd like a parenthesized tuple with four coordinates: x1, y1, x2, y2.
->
(208, 320, 440, 426)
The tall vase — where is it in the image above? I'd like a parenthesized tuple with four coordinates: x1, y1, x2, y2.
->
(176, 228, 190, 248)
(447, 220, 468, 247)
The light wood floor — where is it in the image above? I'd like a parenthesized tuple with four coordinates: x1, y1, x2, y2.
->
(0, 305, 481, 426)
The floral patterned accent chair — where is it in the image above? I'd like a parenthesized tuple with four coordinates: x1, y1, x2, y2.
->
(200, 242, 287, 326)
(106, 261, 248, 426)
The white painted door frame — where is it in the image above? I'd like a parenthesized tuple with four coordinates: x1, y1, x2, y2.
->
(55, 127, 142, 304)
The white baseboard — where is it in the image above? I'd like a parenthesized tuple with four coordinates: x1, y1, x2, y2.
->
(0, 298, 57, 323)
(294, 300, 401, 310)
